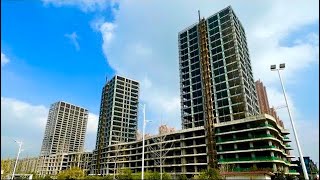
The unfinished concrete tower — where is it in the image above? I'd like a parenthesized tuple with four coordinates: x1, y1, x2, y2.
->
(179, 6, 260, 129)
(94, 75, 139, 174)
(40, 101, 88, 156)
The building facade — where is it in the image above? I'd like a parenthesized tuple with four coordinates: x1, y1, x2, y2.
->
(94, 75, 139, 174)
(40, 101, 88, 156)
(90, 114, 298, 178)
(179, 6, 260, 129)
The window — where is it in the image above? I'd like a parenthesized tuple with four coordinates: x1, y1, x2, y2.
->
(208, 15, 218, 23)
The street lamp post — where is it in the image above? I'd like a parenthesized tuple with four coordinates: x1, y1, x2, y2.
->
(271, 63, 309, 180)
(141, 104, 152, 180)
(12, 140, 23, 180)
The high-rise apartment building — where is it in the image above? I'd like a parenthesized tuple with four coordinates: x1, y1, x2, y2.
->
(179, 6, 260, 129)
(40, 101, 88, 156)
(95, 75, 139, 147)
(94, 75, 139, 173)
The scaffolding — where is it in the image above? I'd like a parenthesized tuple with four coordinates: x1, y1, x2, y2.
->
(198, 12, 218, 170)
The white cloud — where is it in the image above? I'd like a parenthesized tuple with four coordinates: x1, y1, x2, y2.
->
(65, 32, 80, 51)
(87, 113, 99, 134)
(1, 97, 48, 158)
(1, 97, 99, 157)
(42, 0, 115, 12)
(92, 0, 318, 160)
(1, 52, 10, 66)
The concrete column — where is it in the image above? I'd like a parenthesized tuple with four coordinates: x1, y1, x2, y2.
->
(273, 163, 277, 172)
(270, 152, 274, 157)
(235, 154, 239, 158)
(219, 145, 222, 151)
(248, 132, 252, 138)
(266, 130, 270, 135)
(249, 142, 254, 149)
(251, 152, 255, 158)
(246, 123, 250, 128)
(268, 141, 272, 146)
(234, 144, 238, 150)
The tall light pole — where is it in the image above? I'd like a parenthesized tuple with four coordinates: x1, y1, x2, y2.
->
(141, 103, 146, 180)
(12, 140, 23, 180)
(271, 63, 309, 180)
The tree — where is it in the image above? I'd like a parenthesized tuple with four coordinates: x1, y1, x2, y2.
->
(116, 168, 133, 180)
(57, 167, 85, 180)
(177, 174, 188, 180)
(148, 124, 174, 180)
(193, 169, 222, 180)
(1, 159, 14, 179)
(144, 171, 161, 180)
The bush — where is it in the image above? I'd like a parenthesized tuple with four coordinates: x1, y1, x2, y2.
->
(57, 167, 85, 180)
(193, 168, 222, 180)
(177, 174, 188, 180)
(162, 172, 172, 180)
(117, 168, 133, 180)
(145, 171, 161, 180)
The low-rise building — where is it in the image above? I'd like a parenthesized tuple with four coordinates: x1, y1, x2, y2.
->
(91, 114, 299, 178)
(291, 157, 319, 179)
(37, 151, 92, 177)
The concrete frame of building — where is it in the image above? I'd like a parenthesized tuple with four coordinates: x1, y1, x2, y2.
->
(40, 101, 88, 156)
(90, 114, 298, 178)
(179, 6, 260, 130)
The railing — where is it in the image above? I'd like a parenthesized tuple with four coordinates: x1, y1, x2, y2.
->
(217, 134, 273, 143)
(218, 145, 276, 152)
(219, 156, 284, 162)
(217, 124, 274, 134)
(289, 169, 298, 173)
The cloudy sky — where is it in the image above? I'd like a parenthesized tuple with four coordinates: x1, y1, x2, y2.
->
(1, 0, 319, 164)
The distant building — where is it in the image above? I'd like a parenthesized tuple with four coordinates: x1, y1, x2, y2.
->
(255, 80, 270, 114)
(40, 101, 88, 156)
(159, 124, 176, 134)
(255, 80, 284, 128)
(37, 152, 92, 176)
(37, 101, 89, 177)
(291, 157, 319, 179)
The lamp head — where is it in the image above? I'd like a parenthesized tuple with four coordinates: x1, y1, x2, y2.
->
(270, 64, 277, 71)
(279, 63, 285, 70)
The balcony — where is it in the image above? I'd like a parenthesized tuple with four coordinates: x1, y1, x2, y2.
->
(217, 134, 274, 143)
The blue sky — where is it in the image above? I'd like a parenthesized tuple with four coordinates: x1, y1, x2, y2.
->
(1, 0, 319, 165)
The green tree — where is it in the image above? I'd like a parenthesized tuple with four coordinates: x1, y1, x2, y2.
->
(193, 169, 222, 180)
(57, 167, 85, 180)
(161, 172, 172, 180)
(1, 159, 13, 179)
(177, 174, 188, 180)
(117, 168, 133, 180)
(144, 171, 161, 180)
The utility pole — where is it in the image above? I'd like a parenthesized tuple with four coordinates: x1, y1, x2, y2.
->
(12, 140, 23, 180)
